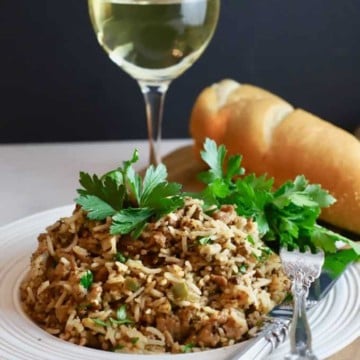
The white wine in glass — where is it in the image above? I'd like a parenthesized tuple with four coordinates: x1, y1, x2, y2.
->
(88, 0, 220, 165)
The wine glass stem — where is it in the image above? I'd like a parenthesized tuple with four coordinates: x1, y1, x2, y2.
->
(139, 81, 170, 166)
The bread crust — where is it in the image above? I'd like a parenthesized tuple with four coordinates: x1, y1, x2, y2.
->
(227, 83, 288, 104)
(189, 80, 292, 155)
(189, 80, 360, 234)
(270, 109, 360, 233)
(189, 85, 227, 155)
(224, 98, 293, 174)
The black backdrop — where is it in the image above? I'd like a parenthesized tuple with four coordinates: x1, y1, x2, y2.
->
(1, 1, 359, 143)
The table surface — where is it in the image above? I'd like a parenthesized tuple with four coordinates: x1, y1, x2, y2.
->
(0, 139, 358, 359)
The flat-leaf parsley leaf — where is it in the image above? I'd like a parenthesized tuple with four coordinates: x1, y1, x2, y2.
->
(74, 139, 359, 275)
(197, 138, 359, 273)
(75, 150, 184, 237)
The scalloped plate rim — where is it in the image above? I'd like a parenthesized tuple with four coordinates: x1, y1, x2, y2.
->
(0, 205, 359, 360)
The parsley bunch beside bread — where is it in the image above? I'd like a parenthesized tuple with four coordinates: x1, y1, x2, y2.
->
(190, 79, 360, 235)
(75, 139, 360, 278)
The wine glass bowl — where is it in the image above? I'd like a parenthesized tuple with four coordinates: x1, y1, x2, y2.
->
(88, 0, 220, 164)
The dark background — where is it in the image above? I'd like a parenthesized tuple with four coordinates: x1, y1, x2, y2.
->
(1, 1, 359, 143)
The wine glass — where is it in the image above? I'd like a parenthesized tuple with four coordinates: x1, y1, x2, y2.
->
(88, 0, 220, 165)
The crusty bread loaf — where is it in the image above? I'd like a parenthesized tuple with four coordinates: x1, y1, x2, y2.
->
(189, 79, 360, 234)
(190, 80, 293, 155)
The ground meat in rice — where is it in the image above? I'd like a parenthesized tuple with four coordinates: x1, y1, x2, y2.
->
(20, 197, 290, 353)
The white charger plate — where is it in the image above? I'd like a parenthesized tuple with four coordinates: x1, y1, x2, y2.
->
(0, 205, 359, 360)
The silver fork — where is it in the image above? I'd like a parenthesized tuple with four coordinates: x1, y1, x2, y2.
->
(280, 246, 325, 360)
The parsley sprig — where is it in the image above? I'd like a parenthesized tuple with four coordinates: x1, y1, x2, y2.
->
(74, 139, 359, 277)
(197, 138, 360, 275)
(75, 150, 184, 237)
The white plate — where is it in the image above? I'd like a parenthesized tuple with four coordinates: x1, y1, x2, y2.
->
(0, 206, 359, 360)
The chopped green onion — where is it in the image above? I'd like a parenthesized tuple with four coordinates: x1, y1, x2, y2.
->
(115, 252, 127, 263)
(91, 318, 109, 327)
(198, 236, 213, 245)
(80, 270, 93, 290)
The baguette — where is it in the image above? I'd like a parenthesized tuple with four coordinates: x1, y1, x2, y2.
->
(189, 79, 360, 234)
(190, 79, 292, 154)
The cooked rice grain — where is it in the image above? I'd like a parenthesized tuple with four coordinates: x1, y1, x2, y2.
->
(20, 198, 290, 353)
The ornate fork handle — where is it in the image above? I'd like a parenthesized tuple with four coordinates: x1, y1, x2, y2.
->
(285, 269, 318, 360)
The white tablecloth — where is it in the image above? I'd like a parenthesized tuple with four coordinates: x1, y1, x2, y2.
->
(0, 139, 191, 227)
